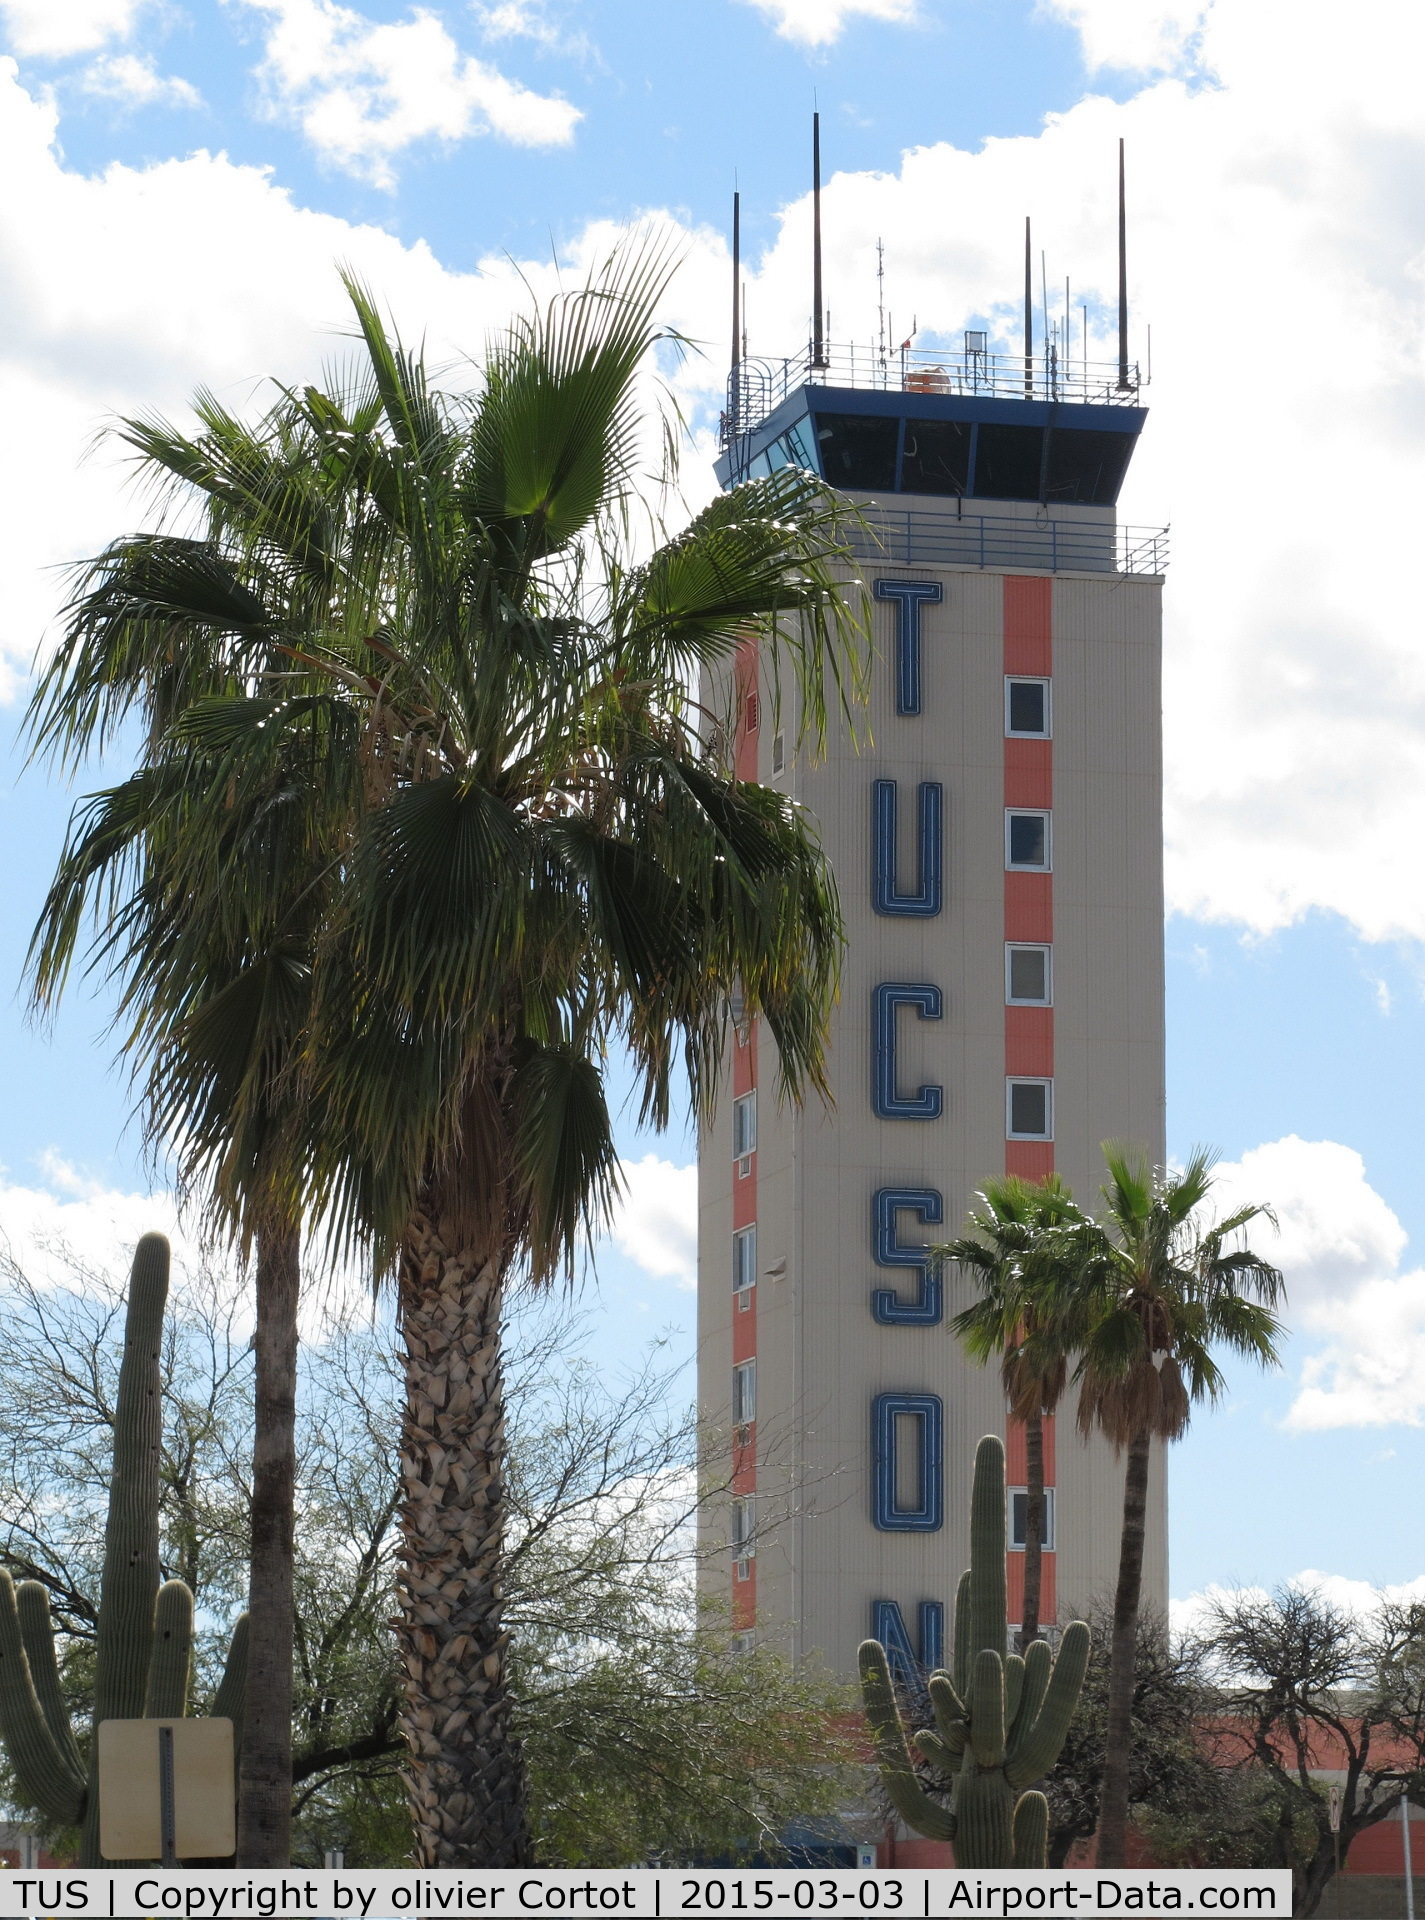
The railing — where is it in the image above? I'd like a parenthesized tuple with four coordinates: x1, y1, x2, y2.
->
(721, 341, 1142, 446)
(846, 506, 1169, 577)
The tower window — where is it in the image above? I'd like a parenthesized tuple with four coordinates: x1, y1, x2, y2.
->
(900, 417, 971, 497)
(1007, 1079, 1053, 1140)
(1006, 811, 1051, 870)
(733, 1224, 757, 1293)
(972, 423, 1045, 502)
(733, 1359, 757, 1425)
(1006, 945, 1052, 1005)
(733, 1091, 757, 1159)
(1006, 678, 1050, 737)
(1010, 1487, 1056, 1551)
(812, 412, 899, 491)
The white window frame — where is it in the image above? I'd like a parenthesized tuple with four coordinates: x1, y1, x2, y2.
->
(731, 1629, 755, 1654)
(732, 1223, 757, 1294)
(1005, 943, 1053, 1006)
(1005, 676, 1051, 738)
(732, 1494, 756, 1559)
(1005, 809, 1052, 871)
(733, 1091, 757, 1160)
(1009, 1486, 1056, 1552)
(771, 729, 786, 776)
(733, 1359, 757, 1427)
(1006, 1077, 1054, 1141)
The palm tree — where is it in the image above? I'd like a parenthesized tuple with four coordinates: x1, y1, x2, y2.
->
(938, 1174, 1087, 1649)
(1064, 1144, 1284, 1867)
(28, 667, 353, 1863)
(26, 238, 867, 1865)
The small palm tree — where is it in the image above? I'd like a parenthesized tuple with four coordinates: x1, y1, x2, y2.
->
(26, 237, 867, 1865)
(939, 1174, 1088, 1649)
(1064, 1145, 1284, 1867)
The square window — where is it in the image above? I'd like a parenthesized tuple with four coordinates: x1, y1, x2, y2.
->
(733, 1224, 757, 1293)
(733, 1091, 757, 1159)
(731, 1630, 756, 1654)
(1006, 810, 1051, 870)
(1007, 1079, 1052, 1140)
(1006, 678, 1050, 737)
(733, 1359, 757, 1426)
(1010, 1487, 1056, 1551)
(1006, 945, 1052, 1006)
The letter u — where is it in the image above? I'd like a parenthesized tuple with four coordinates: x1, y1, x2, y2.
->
(872, 780, 942, 917)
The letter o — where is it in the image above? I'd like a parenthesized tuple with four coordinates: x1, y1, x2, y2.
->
(393, 1891, 411, 1911)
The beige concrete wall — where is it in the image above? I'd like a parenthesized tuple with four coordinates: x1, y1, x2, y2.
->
(697, 559, 1167, 1678)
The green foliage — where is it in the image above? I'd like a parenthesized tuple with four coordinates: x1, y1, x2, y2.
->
(0, 1236, 247, 1864)
(0, 1243, 856, 1867)
(859, 1435, 1089, 1867)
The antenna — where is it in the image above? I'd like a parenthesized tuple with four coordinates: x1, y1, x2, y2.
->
(731, 189, 741, 375)
(1118, 136, 1129, 390)
(1023, 216, 1032, 398)
(742, 280, 748, 362)
(1041, 247, 1049, 375)
(877, 236, 886, 365)
(1065, 274, 1070, 383)
(812, 112, 825, 368)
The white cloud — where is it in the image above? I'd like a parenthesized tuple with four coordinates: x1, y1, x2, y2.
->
(737, 0, 918, 49)
(610, 1154, 698, 1290)
(80, 52, 202, 109)
(0, 0, 145, 57)
(1212, 1137, 1425, 1430)
(1172, 1570, 1425, 1642)
(0, 1155, 189, 1287)
(477, 1, 593, 60)
(240, 0, 581, 188)
(1037, 0, 1212, 73)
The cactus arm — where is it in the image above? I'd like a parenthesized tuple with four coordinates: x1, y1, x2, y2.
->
(1012, 1790, 1050, 1867)
(145, 1581, 193, 1718)
(1007, 1637, 1051, 1761)
(927, 1673, 968, 1755)
(969, 1436, 1007, 1658)
(968, 1647, 1005, 1768)
(952, 1570, 973, 1697)
(211, 1611, 249, 1760)
(913, 1730, 957, 1771)
(16, 1582, 84, 1778)
(1005, 1619, 1091, 1790)
(0, 1572, 85, 1825)
(1004, 1653, 1025, 1732)
(858, 1639, 956, 1842)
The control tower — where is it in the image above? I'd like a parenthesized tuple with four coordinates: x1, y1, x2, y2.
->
(696, 145, 1169, 1688)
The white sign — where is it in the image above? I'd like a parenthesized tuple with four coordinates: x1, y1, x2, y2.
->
(0, 1867, 1294, 1919)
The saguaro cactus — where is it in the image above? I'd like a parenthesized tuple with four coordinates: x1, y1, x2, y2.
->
(0, 1233, 249, 1863)
(859, 1433, 1089, 1868)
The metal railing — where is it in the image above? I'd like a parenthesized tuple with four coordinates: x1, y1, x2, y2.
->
(846, 506, 1169, 577)
(721, 340, 1142, 445)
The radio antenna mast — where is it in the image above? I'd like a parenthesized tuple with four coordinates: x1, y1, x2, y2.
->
(731, 189, 741, 375)
(812, 112, 826, 368)
(1118, 137, 1130, 389)
(1023, 216, 1033, 397)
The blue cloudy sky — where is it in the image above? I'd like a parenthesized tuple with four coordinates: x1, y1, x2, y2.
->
(1, 0, 1424, 1616)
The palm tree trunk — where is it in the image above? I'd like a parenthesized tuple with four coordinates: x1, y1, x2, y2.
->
(237, 1221, 300, 1866)
(1019, 1411, 1045, 1650)
(396, 1208, 531, 1867)
(1096, 1428, 1151, 1867)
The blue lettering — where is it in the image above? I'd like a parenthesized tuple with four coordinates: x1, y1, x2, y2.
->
(872, 983, 943, 1120)
(870, 1599, 946, 1685)
(873, 578, 942, 716)
(872, 779, 943, 917)
(871, 1187, 944, 1325)
(871, 1392, 944, 1531)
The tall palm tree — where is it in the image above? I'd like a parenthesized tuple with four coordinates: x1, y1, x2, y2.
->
(28, 672, 354, 1863)
(1063, 1144, 1284, 1867)
(26, 239, 867, 1865)
(939, 1173, 1087, 1649)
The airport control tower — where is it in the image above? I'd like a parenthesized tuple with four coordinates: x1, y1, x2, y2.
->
(697, 137, 1170, 1687)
